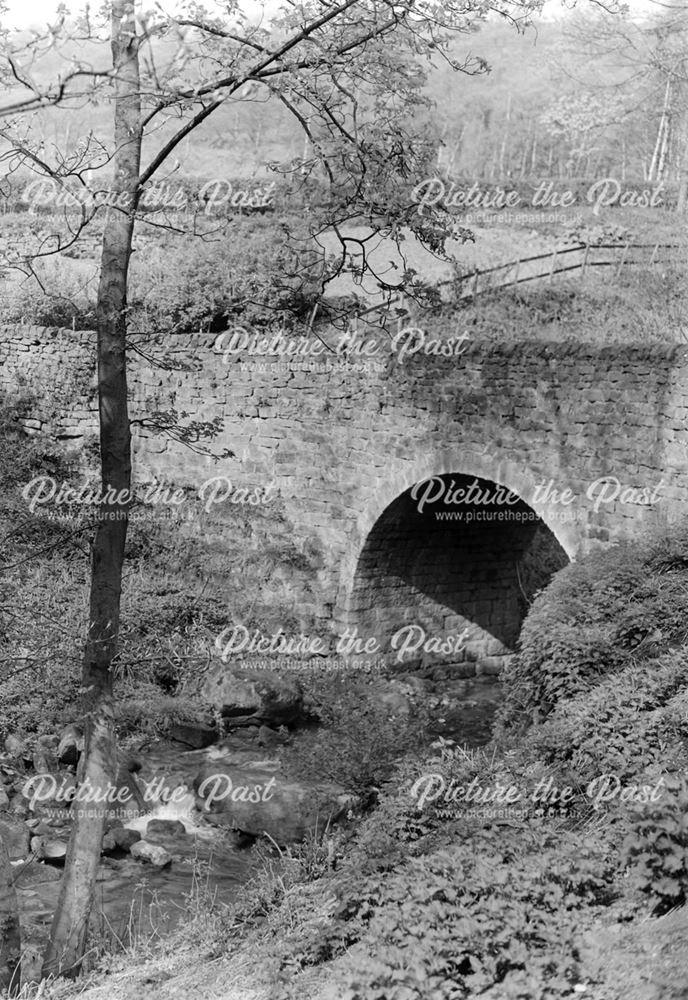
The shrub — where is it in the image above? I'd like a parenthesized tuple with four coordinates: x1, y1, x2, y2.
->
(127, 220, 326, 336)
(283, 674, 430, 798)
(319, 822, 618, 1000)
(0, 214, 328, 332)
(0, 395, 89, 736)
(0, 256, 98, 328)
(522, 653, 688, 786)
(499, 530, 688, 732)
(621, 774, 688, 914)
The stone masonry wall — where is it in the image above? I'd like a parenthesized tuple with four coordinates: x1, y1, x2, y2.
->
(3, 326, 688, 675)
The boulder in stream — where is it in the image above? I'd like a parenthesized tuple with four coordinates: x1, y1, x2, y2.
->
(193, 764, 358, 845)
(30, 836, 67, 862)
(169, 719, 217, 749)
(145, 818, 186, 839)
(111, 827, 142, 852)
(201, 666, 303, 727)
(130, 840, 172, 867)
(101, 826, 142, 855)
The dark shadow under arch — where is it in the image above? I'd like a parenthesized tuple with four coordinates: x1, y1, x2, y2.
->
(349, 472, 569, 675)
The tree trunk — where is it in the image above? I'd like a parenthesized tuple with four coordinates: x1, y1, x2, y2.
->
(499, 92, 512, 180)
(649, 78, 671, 182)
(0, 836, 20, 994)
(41, 0, 141, 979)
(677, 163, 688, 214)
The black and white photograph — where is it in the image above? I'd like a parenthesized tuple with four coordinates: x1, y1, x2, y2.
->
(0, 0, 687, 996)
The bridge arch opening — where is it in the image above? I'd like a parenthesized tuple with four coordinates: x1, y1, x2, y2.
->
(348, 472, 569, 677)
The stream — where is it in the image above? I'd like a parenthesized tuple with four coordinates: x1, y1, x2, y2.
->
(12, 678, 502, 971)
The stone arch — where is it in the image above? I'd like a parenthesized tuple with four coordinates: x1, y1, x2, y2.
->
(338, 455, 574, 677)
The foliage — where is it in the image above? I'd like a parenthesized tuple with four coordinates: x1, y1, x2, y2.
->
(261, 812, 619, 1000)
(559, 219, 633, 246)
(416, 262, 688, 347)
(114, 686, 213, 741)
(498, 532, 688, 731)
(0, 215, 328, 333)
(0, 393, 326, 740)
(0, 394, 88, 736)
(514, 522, 569, 619)
(283, 674, 430, 797)
(126, 220, 327, 336)
(621, 774, 688, 914)
(0, 255, 99, 329)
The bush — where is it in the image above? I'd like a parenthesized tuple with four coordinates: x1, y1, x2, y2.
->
(521, 653, 688, 787)
(621, 774, 688, 914)
(126, 219, 327, 336)
(318, 821, 618, 1000)
(0, 213, 328, 332)
(283, 674, 430, 798)
(0, 394, 89, 736)
(0, 256, 98, 328)
(499, 530, 688, 732)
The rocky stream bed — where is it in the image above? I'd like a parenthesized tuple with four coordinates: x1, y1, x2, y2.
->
(0, 665, 501, 981)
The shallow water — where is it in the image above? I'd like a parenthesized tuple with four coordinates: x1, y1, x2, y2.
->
(14, 692, 501, 952)
(16, 741, 261, 951)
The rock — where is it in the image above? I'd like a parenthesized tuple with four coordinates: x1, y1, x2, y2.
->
(4, 735, 25, 758)
(57, 724, 84, 766)
(30, 836, 68, 861)
(101, 826, 142, 856)
(110, 827, 141, 852)
(30, 820, 63, 836)
(201, 666, 303, 727)
(0, 785, 9, 809)
(130, 840, 172, 867)
(256, 725, 289, 748)
(193, 765, 358, 845)
(0, 816, 30, 859)
(169, 719, 217, 749)
(8, 798, 29, 820)
(101, 832, 117, 853)
(145, 818, 186, 839)
(11, 859, 62, 889)
(32, 747, 56, 774)
(226, 829, 256, 849)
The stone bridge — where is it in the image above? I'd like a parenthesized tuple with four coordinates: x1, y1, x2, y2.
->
(3, 325, 687, 677)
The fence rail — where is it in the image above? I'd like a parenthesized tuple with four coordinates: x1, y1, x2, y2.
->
(354, 241, 685, 323)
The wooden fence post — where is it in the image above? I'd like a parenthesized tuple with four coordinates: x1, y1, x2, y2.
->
(581, 244, 590, 284)
(549, 249, 558, 283)
(616, 242, 630, 278)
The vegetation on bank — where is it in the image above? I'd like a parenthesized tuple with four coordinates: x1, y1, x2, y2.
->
(0, 395, 326, 741)
(1, 205, 687, 348)
(183, 522, 688, 1000)
(4, 392, 688, 998)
